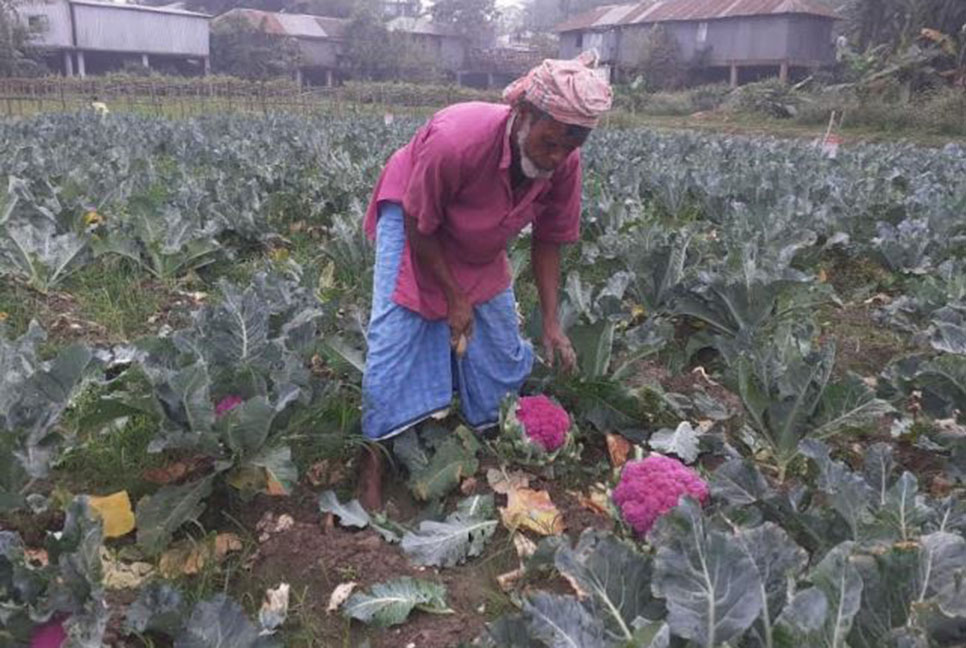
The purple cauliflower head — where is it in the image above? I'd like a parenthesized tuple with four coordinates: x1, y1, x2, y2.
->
(215, 395, 244, 417)
(612, 454, 709, 537)
(516, 395, 570, 452)
(30, 615, 67, 648)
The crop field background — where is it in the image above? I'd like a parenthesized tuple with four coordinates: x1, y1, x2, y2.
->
(2, 108, 966, 647)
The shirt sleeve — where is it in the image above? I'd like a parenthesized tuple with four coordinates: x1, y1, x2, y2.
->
(532, 149, 582, 244)
(402, 123, 462, 236)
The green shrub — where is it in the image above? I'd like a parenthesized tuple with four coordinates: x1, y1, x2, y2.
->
(794, 85, 966, 135)
(723, 78, 803, 118)
(687, 83, 731, 112)
(337, 80, 500, 107)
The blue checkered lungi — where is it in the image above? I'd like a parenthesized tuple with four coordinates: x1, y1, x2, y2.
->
(361, 202, 534, 440)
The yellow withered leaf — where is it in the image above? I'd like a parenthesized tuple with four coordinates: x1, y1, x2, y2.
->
(88, 491, 136, 538)
(100, 547, 154, 590)
(500, 487, 565, 536)
(606, 433, 631, 469)
(159, 533, 243, 578)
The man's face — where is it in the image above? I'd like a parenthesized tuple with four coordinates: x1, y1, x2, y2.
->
(516, 108, 590, 179)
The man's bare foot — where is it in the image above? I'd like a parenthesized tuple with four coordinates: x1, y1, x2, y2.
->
(357, 445, 384, 512)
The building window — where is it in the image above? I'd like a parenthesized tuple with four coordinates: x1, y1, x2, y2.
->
(696, 21, 708, 44)
(27, 14, 50, 32)
(576, 33, 583, 48)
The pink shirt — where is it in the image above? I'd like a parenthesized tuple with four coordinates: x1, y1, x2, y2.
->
(363, 102, 582, 320)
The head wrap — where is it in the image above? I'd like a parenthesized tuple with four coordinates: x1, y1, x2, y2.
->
(502, 49, 613, 129)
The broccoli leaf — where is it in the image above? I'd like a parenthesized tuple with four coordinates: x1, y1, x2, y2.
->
(553, 529, 660, 642)
(523, 592, 607, 648)
(318, 490, 371, 529)
(401, 495, 496, 567)
(343, 577, 450, 628)
(651, 499, 764, 646)
(136, 475, 215, 556)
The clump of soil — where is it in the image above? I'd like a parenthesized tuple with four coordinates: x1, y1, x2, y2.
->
(240, 479, 495, 648)
(818, 302, 918, 378)
(0, 507, 65, 547)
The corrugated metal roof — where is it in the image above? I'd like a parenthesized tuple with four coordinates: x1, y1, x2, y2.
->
(69, 0, 210, 18)
(555, 4, 622, 33)
(215, 8, 348, 39)
(556, 0, 838, 31)
(385, 16, 460, 38)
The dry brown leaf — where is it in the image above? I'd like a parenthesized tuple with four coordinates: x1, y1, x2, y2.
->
(863, 293, 893, 306)
(159, 542, 206, 578)
(159, 533, 242, 578)
(460, 477, 478, 495)
(327, 582, 357, 613)
(606, 433, 631, 469)
(215, 533, 243, 558)
(265, 475, 288, 496)
(496, 567, 525, 592)
(562, 570, 590, 598)
(691, 366, 721, 387)
(260, 583, 290, 631)
(513, 533, 537, 560)
(88, 491, 136, 538)
(934, 418, 966, 436)
(24, 548, 49, 567)
(306, 460, 330, 487)
(931, 475, 954, 498)
(500, 488, 565, 536)
(486, 468, 532, 495)
(100, 547, 154, 589)
(577, 486, 610, 516)
(256, 512, 295, 542)
(142, 456, 210, 485)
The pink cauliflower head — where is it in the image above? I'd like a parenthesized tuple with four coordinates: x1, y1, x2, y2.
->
(30, 616, 67, 648)
(516, 395, 570, 452)
(215, 395, 244, 417)
(612, 454, 710, 537)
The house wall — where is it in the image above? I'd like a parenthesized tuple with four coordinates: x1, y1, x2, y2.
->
(440, 35, 465, 70)
(298, 38, 340, 68)
(558, 28, 618, 61)
(784, 14, 836, 64)
(20, 0, 72, 49)
(563, 14, 835, 70)
(72, 4, 209, 56)
(399, 33, 465, 70)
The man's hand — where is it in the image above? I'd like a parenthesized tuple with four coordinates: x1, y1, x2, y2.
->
(448, 292, 473, 354)
(542, 322, 577, 373)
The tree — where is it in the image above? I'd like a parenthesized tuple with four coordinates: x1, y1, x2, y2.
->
(839, 0, 966, 54)
(637, 24, 685, 91)
(522, 0, 615, 36)
(341, 2, 441, 82)
(210, 14, 299, 80)
(0, 0, 44, 77)
(431, 0, 500, 47)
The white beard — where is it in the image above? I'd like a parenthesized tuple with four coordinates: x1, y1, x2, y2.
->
(516, 116, 554, 180)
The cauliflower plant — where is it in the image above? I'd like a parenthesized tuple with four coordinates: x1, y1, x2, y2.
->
(496, 394, 578, 466)
(613, 453, 709, 537)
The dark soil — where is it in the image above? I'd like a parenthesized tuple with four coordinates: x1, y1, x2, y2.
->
(237, 477, 509, 647)
(0, 278, 189, 347)
(831, 417, 950, 494)
(221, 436, 620, 648)
(0, 507, 65, 547)
(817, 302, 919, 378)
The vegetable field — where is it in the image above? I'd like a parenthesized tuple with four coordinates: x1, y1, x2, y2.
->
(2, 111, 966, 648)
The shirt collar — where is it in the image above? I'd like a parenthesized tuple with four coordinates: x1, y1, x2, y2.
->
(500, 108, 515, 172)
